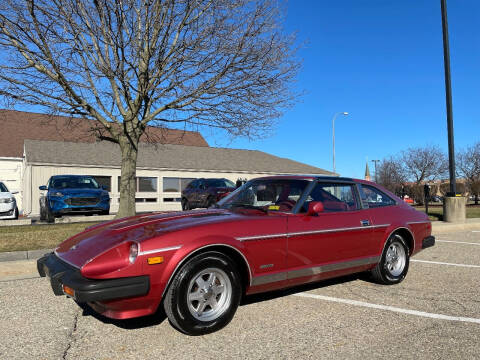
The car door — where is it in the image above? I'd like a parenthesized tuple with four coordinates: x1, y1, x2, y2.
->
(286, 181, 377, 286)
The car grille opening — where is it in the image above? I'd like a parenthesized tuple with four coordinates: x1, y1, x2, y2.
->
(66, 197, 99, 206)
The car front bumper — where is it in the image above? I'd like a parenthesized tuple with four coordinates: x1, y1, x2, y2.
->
(0, 202, 16, 219)
(49, 197, 110, 215)
(37, 253, 149, 303)
(422, 236, 435, 249)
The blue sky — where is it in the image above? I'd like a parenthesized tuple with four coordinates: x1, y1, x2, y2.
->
(206, 0, 480, 179)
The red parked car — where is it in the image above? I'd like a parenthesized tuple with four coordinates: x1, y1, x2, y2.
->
(38, 176, 434, 335)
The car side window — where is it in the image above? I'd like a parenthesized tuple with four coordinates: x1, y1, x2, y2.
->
(359, 185, 395, 208)
(303, 182, 358, 212)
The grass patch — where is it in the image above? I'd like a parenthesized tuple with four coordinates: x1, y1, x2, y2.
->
(413, 205, 480, 221)
(0, 222, 99, 252)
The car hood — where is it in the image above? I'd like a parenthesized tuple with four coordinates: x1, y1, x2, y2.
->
(50, 188, 106, 196)
(55, 209, 240, 268)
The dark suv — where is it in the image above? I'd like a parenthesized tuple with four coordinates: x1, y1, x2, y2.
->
(181, 178, 236, 210)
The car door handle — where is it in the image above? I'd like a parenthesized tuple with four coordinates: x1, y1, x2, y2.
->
(360, 220, 370, 226)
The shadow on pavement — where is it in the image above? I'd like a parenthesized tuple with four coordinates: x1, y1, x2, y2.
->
(77, 302, 167, 330)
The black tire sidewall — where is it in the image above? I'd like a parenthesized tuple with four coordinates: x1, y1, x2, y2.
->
(166, 252, 241, 335)
(380, 235, 409, 284)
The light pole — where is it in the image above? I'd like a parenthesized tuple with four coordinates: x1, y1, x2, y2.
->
(332, 112, 348, 174)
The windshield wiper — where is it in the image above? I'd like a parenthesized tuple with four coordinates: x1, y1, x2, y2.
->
(229, 203, 268, 213)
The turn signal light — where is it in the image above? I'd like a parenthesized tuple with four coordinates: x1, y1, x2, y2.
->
(148, 256, 164, 265)
(62, 285, 75, 298)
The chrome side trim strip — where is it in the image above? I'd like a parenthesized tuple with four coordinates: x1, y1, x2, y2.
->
(236, 233, 289, 242)
(236, 224, 391, 242)
(406, 221, 430, 225)
(139, 245, 182, 256)
(251, 256, 380, 286)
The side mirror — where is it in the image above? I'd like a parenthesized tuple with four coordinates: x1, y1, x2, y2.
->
(101, 185, 108, 191)
(39, 185, 47, 191)
(307, 201, 324, 216)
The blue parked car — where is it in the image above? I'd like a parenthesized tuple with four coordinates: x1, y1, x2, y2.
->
(39, 175, 110, 222)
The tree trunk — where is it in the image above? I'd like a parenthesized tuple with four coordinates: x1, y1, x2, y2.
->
(117, 139, 139, 218)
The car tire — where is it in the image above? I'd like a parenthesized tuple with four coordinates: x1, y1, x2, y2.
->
(181, 198, 190, 211)
(45, 204, 55, 223)
(14, 206, 19, 220)
(163, 251, 242, 336)
(39, 203, 46, 221)
(371, 233, 409, 285)
(100, 210, 110, 216)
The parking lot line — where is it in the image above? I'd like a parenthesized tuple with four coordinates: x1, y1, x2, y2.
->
(436, 240, 480, 246)
(294, 293, 480, 325)
(411, 259, 480, 268)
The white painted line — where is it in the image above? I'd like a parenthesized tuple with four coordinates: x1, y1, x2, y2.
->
(472, 231, 480, 233)
(411, 259, 480, 268)
(294, 293, 480, 325)
(436, 240, 480, 246)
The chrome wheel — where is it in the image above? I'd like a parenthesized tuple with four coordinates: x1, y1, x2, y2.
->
(187, 268, 232, 322)
(385, 240, 406, 277)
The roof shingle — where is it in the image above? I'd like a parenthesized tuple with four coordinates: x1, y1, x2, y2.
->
(0, 109, 208, 158)
(24, 139, 334, 175)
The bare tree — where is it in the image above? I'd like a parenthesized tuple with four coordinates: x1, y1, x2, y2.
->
(376, 156, 406, 194)
(0, 0, 300, 217)
(457, 142, 480, 204)
(401, 146, 448, 185)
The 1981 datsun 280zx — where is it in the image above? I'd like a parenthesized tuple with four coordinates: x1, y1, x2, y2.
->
(38, 176, 435, 335)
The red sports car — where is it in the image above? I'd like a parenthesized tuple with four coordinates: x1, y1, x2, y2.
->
(38, 176, 435, 335)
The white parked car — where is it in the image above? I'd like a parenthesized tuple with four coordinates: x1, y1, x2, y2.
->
(0, 182, 19, 220)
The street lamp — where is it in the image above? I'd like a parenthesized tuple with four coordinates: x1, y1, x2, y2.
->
(332, 112, 349, 174)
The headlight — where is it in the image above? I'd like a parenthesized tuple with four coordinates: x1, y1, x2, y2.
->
(0, 198, 14, 203)
(52, 192, 64, 197)
(129, 243, 139, 264)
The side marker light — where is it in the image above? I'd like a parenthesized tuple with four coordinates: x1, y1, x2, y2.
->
(148, 256, 164, 265)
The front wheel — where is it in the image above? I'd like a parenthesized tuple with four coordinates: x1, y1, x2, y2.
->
(371, 233, 409, 285)
(163, 251, 242, 335)
(181, 198, 190, 211)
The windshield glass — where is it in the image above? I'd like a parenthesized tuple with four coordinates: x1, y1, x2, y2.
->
(217, 179, 309, 212)
(51, 176, 100, 189)
(0, 183, 8, 192)
(206, 179, 236, 188)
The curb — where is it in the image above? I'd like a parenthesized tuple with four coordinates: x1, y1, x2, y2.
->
(431, 218, 480, 234)
(0, 248, 52, 262)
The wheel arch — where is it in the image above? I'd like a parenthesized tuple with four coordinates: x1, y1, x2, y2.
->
(161, 243, 252, 299)
(384, 227, 415, 255)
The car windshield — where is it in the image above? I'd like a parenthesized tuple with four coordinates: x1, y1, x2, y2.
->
(51, 176, 100, 189)
(217, 179, 309, 212)
(0, 183, 8, 192)
(206, 179, 236, 188)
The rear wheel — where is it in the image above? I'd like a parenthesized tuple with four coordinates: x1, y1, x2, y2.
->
(371, 233, 409, 285)
(163, 251, 241, 335)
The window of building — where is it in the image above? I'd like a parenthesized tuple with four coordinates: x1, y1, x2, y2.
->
(135, 197, 157, 203)
(93, 176, 112, 192)
(163, 197, 182, 202)
(163, 177, 197, 192)
(117, 177, 158, 192)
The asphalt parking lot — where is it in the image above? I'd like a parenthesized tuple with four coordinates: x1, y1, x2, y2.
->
(1, 231, 479, 360)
